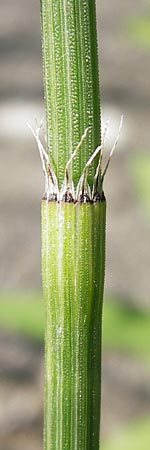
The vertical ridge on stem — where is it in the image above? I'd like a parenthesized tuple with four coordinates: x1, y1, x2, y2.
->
(41, 200, 106, 450)
(40, 0, 101, 188)
(40, 1, 105, 449)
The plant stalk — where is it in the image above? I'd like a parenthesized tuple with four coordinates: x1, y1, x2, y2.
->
(40, 0, 101, 188)
(40, 1, 106, 449)
(42, 200, 106, 450)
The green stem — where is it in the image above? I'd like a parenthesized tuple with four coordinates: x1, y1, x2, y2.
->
(40, 1, 105, 449)
(42, 200, 106, 450)
(40, 0, 101, 189)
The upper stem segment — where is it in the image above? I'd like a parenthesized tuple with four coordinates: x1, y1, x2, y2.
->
(40, 0, 101, 189)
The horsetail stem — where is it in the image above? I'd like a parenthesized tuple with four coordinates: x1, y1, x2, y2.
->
(40, 0, 101, 189)
(40, 1, 106, 449)
(42, 201, 106, 450)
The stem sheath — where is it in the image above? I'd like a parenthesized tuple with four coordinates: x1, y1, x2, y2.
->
(42, 199, 106, 450)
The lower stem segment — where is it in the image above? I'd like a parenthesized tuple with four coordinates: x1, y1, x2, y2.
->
(41, 199, 106, 450)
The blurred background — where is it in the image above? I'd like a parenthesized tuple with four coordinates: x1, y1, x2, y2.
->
(0, 0, 149, 449)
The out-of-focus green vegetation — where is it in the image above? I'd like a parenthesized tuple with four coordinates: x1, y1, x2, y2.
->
(129, 153, 150, 221)
(0, 291, 44, 341)
(102, 417, 150, 450)
(103, 298, 149, 361)
(0, 291, 149, 449)
(125, 16, 150, 49)
(0, 291, 149, 361)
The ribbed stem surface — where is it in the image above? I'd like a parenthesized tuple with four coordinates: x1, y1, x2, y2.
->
(42, 200, 106, 450)
(40, 0, 101, 188)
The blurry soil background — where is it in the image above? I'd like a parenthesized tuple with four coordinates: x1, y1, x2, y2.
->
(0, 1, 149, 449)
